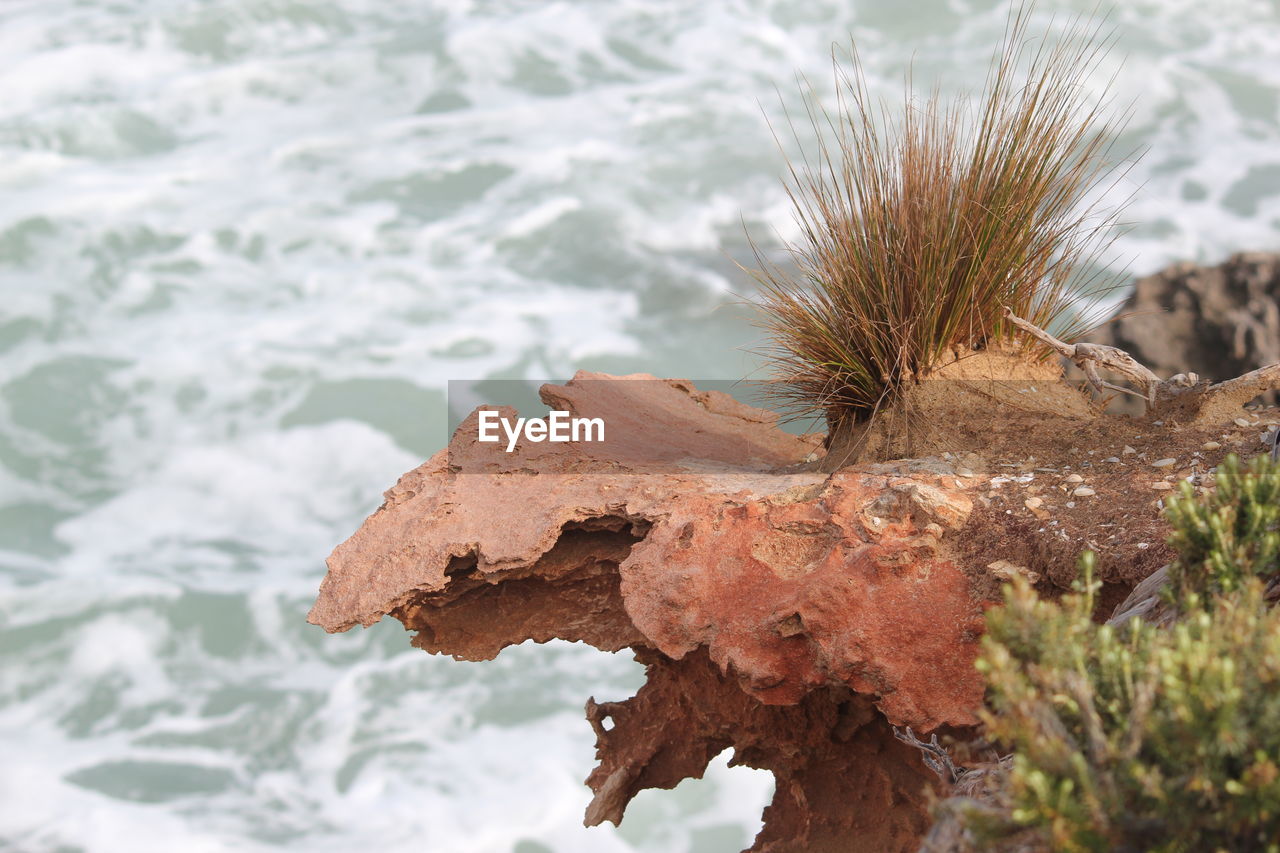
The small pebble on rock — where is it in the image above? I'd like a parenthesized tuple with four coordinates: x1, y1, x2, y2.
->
(987, 560, 1040, 584)
(1065, 474, 1084, 483)
(1151, 481, 1173, 490)
(1104, 456, 1119, 463)
(1235, 417, 1253, 428)
(1024, 497, 1043, 509)
(1202, 441, 1221, 450)
(1072, 486, 1096, 497)
(1152, 458, 1176, 468)
(1123, 445, 1136, 455)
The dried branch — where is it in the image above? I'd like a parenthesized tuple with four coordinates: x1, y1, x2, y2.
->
(1003, 307, 1163, 404)
(893, 726, 967, 785)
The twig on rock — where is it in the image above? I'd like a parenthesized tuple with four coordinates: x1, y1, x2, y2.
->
(1003, 307, 1163, 404)
(1005, 306, 1280, 423)
(893, 725, 967, 785)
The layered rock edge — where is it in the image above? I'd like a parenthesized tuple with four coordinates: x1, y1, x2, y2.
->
(308, 365, 1280, 851)
(309, 372, 990, 852)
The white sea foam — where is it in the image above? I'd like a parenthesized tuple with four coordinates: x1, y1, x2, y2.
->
(53, 423, 416, 586)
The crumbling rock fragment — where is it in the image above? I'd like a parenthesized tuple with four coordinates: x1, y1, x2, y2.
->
(586, 649, 939, 853)
(619, 467, 982, 724)
(309, 372, 989, 851)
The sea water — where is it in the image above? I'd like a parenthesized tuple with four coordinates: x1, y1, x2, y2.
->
(1, 1, 1278, 851)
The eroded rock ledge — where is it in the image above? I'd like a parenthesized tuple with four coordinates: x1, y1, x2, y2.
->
(309, 367, 1279, 850)
(309, 373, 993, 852)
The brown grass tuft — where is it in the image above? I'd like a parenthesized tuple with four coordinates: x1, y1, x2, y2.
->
(749, 6, 1132, 426)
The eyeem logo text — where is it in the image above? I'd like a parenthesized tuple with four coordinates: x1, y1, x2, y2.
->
(477, 410, 605, 452)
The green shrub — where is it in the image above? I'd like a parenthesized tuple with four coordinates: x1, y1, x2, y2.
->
(968, 456, 1280, 851)
(1164, 453, 1280, 608)
(977, 564, 1280, 851)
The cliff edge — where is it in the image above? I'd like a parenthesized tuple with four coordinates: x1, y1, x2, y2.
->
(309, 363, 1279, 851)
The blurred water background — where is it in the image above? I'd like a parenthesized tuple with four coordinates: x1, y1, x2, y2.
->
(2, 1, 1279, 850)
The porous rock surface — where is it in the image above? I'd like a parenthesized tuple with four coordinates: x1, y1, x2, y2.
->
(309, 372, 989, 852)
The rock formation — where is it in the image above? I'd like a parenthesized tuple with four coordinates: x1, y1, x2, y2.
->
(1085, 252, 1280, 396)
(310, 360, 1280, 851)
(310, 373, 994, 851)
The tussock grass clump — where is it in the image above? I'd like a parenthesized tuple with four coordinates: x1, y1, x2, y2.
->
(752, 8, 1127, 422)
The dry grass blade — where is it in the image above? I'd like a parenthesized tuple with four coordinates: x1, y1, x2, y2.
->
(748, 5, 1132, 425)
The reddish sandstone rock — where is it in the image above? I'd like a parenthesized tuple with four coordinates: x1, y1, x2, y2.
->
(308, 372, 989, 851)
(586, 649, 939, 853)
(620, 468, 983, 728)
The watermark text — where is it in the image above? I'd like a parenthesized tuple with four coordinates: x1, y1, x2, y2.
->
(476, 410, 605, 452)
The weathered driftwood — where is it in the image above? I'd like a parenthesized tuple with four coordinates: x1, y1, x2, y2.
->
(1004, 307, 1280, 424)
(893, 726, 968, 785)
(1190, 362, 1280, 424)
(1003, 307, 1164, 404)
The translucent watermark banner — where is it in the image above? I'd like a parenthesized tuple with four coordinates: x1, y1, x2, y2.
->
(446, 378, 820, 475)
(441, 375, 1170, 475)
